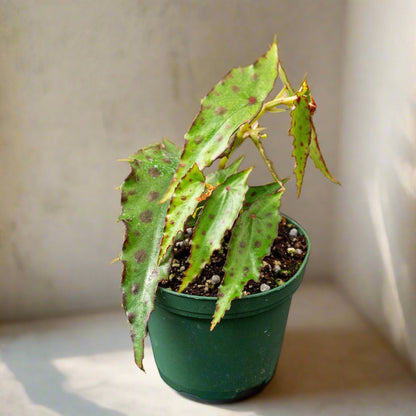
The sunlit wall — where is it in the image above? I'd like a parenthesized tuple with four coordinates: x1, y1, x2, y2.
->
(0, 1, 344, 320)
(333, 0, 416, 371)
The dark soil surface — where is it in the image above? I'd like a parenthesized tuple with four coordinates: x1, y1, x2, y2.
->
(160, 217, 308, 297)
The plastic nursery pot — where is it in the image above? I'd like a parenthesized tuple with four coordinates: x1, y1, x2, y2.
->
(148, 216, 310, 403)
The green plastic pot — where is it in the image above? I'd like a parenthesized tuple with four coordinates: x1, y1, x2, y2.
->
(148, 216, 310, 403)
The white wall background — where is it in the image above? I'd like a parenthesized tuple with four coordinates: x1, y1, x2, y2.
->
(1, 0, 415, 373)
(333, 0, 416, 372)
(0, 0, 344, 321)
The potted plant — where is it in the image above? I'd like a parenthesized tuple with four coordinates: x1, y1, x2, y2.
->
(115, 40, 339, 402)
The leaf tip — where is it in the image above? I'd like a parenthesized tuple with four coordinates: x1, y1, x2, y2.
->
(271, 35, 278, 51)
(136, 359, 146, 373)
(110, 255, 121, 265)
(159, 193, 170, 204)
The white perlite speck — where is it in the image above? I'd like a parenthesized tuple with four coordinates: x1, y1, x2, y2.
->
(273, 264, 281, 273)
(289, 228, 298, 237)
(211, 274, 221, 284)
(260, 283, 271, 292)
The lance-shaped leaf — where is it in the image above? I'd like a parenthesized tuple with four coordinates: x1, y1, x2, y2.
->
(119, 139, 181, 370)
(179, 168, 252, 292)
(278, 61, 295, 95)
(289, 94, 312, 198)
(290, 80, 339, 191)
(206, 156, 244, 186)
(211, 191, 283, 330)
(243, 182, 283, 208)
(161, 42, 279, 202)
(309, 122, 340, 185)
(158, 164, 205, 264)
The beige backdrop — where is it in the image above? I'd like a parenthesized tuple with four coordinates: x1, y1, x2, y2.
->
(2, 0, 415, 374)
(0, 0, 344, 321)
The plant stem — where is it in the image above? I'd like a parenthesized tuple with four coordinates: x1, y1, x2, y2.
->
(219, 129, 248, 169)
(235, 90, 296, 142)
(251, 137, 286, 192)
(223, 88, 296, 173)
(263, 94, 297, 112)
(219, 156, 228, 169)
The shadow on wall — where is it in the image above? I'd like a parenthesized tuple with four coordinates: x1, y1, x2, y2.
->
(367, 96, 416, 371)
(394, 100, 416, 201)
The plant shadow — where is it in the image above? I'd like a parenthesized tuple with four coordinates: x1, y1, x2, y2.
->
(1, 310, 129, 416)
(217, 327, 414, 413)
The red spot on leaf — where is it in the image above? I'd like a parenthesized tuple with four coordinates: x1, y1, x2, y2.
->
(215, 106, 227, 116)
(248, 96, 257, 105)
(148, 167, 161, 177)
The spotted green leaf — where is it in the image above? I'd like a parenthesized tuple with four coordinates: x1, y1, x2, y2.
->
(206, 156, 244, 186)
(289, 94, 312, 198)
(278, 61, 295, 95)
(309, 122, 340, 185)
(211, 191, 283, 330)
(158, 164, 205, 264)
(119, 139, 181, 370)
(161, 42, 279, 202)
(179, 168, 252, 292)
(289, 80, 339, 195)
(243, 182, 285, 208)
